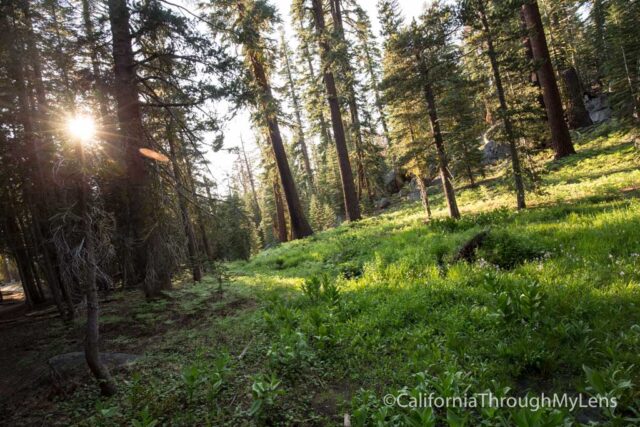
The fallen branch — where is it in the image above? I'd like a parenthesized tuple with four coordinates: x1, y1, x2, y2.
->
(237, 337, 254, 360)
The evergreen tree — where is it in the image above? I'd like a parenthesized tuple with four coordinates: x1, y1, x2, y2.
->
(278, 31, 315, 194)
(521, 0, 576, 158)
(381, 2, 461, 218)
(462, 0, 526, 208)
(207, 0, 313, 239)
(307, 0, 361, 221)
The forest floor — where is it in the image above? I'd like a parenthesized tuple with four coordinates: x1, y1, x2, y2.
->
(2, 121, 640, 426)
(0, 283, 25, 313)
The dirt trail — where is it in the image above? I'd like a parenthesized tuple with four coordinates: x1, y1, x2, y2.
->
(0, 282, 25, 317)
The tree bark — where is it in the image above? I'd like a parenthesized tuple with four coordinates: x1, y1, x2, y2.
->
(521, 0, 576, 159)
(562, 67, 592, 129)
(107, 0, 171, 298)
(3, 6, 66, 313)
(281, 35, 315, 192)
(298, 20, 334, 150)
(417, 58, 460, 219)
(415, 176, 432, 222)
(77, 143, 117, 396)
(166, 122, 202, 282)
(331, 0, 372, 204)
(478, 0, 526, 209)
(239, 137, 262, 225)
(311, 0, 361, 222)
(234, 0, 312, 239)
(81, 0, 110, 123)
(273, 181, 288, 243)
(245, 49, 313, 239)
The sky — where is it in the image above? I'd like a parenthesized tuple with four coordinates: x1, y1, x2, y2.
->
(201, 0, 428, 192)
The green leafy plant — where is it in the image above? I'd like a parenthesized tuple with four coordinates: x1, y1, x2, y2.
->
(301, 274, 340, 305)
(181, 365, 206, 402)
(131, 406, 158, 427)
(248, 373, 284, 421)
(583, 364, 635, 419)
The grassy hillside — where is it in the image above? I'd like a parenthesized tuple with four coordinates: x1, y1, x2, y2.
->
(12, 124, 639, 426)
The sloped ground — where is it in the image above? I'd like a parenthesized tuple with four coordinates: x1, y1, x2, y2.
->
(2, 123, 639, 426)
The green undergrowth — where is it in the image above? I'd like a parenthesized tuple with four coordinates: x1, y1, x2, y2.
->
(57, 124, 640, 426)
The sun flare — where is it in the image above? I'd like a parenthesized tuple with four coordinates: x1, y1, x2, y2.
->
(67, 115, 96, 143)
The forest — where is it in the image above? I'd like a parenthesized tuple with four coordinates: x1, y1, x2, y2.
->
(0, 0, 639, 425)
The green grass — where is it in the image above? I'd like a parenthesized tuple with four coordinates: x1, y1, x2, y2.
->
(54, 124, 640, 426)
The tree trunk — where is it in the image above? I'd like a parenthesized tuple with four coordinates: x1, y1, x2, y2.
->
(281, 35, 315, 192)
(521, 0, 576, 159)
(184, 157, 215, 265)
(273, 181, 288, 243)
(562, 67, 593, 129)
(361, 34, 392, 148)
(591, 0, 608, 79)
(77, 143, 117, 396)
(3, 5, 68, 313)
(236, 1, 312, 239)
(81, 0, 110, 123)
(621, 47, 640, 120)
(331, 0, 371, 204)
(298, 22, 334, 150)
(415, 176, 432, 222)
(203, 185, 218, 260)
(246, 51, 313, 239)
(167, 122, 202, 282)
(239, 137, 262, 225)
(107, 0, 171, 298)
(418, 59, 460, 219)
(478, 0, 526, 209)
(20, 1, 49, 120)
(520, 9, 548, 124)
(311, 0, 361, 222)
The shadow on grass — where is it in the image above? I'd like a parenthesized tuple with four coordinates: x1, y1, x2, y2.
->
(546, 141, 636, 172)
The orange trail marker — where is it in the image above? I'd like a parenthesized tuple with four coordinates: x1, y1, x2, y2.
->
(139, 148, 170, 163)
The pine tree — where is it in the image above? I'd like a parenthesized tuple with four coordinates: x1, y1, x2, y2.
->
(603, 0, 640, 120)
(308, 0, 361, 221)
(208, 0, 313, 239)
(329, 0, 373, 204)
(108, 0, 175, 296)
(383, 4, 461, 219)
(353, 5, 391, 148)
(521, 0, 576, 158)
(469, 0, 526, 209)
(278, 31, 315, 193)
